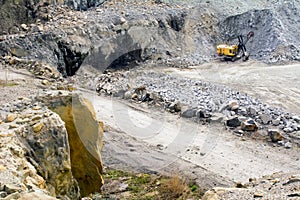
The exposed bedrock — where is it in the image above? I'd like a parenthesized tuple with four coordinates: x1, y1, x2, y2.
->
(0, 92, 104, 198)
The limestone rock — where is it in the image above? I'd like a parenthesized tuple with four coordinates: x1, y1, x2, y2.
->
(43, 93, 104, 197)
(210, 113, 225, 123)
(248, 107, 257, 116)
(20, 24, 29, 31)
(197, 109, 211, 118)
(41, 80, 50, 86)
(241, 118, 258, 131)
(292, 115, 300, 122)
(272, 118, 281, 126)
(124, 90, 134, 99)
(5, 114, 18, 123)
(4, 184, 25, 194)
(19, 192, 58, 200)
(9, 124, 19, 129)
(228, 100, 239, 110)
(32, 122, 44, 133)
(21, 111, 80, 199)
(168, 101, 182, 112)
(253, 191, 264, 198)
(202, 190, 219, 200)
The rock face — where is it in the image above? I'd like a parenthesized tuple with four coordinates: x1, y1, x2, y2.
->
(0, 91, 104, 198)
(0, 0, 35, 34)
(0, 99, 78, 199)
(1, 0, 300, 78)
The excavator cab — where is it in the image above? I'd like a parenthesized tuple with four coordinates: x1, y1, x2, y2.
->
(217, 44, 238, 57)
(217, 31, 254, 61)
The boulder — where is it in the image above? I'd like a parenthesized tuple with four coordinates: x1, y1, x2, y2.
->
(228, 100, 239, 110)
(260, 114, 271, 125)
(124, 90, 134, 99)
(197, 109, 211, 118)
(210, 113, 224, 123)
(32, 122, 44, 133)
(141, 93, 153, 102)
(241, 118, 258, 131)
(20, 24, 29, 31)
(168, 101, 182, 112)
(268, 129, 283, 142)
(272, 118, 281, 126)
(0, 92, 105, 198)
(20, 110, 80, 199)
(19, 192, 58, 200)
(248, 107, 257, 116)
(42, 93, 104, 197)
(292, 115, 300, 122)
(226, 116, 241, 127)
(181, 108, 197, 118)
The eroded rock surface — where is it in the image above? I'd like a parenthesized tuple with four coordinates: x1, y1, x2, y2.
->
(1, 0, 300, 78)
(0, 91, 104, 198)
(39, 92, 104, 197)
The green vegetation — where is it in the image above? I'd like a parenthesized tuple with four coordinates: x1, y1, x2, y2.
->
(100, 169, 202, 200)
(0, 80, 18, 87)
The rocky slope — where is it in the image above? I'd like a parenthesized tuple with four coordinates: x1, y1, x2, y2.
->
(1, 0, 300, 78)
(0, 88, 104, 198)
(202, 171, 300, 200)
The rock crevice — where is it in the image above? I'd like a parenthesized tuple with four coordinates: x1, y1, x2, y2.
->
(41, 93, 104, 197)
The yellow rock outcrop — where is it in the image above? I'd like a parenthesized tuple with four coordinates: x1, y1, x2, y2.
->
(49, 93, 104, 197)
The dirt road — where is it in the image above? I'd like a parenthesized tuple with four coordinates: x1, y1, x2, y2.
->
(81, 88, 300, 189)
(80, 61, 300, 189)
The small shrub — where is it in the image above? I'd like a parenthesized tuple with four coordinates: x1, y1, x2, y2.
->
(159, 175, 186, 199)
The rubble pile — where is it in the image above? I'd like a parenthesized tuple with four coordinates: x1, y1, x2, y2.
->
(95, 69, 300, 147)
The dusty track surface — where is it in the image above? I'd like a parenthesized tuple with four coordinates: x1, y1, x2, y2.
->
(80, 61, 300, 190)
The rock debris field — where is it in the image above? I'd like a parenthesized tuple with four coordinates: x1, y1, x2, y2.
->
(92, 67, 300, 148)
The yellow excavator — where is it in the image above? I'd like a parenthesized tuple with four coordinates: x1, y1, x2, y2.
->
(217, 31, 254, 61)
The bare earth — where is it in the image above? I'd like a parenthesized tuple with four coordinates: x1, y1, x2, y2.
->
(1, 61, 299, 192)
(79, 61, 300, 190)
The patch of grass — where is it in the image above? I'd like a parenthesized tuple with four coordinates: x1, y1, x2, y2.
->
(103, 169, 130, 180)
(0, 80, 18, 87)
(101, 169, 202, 200)
(129, 173, 151, 193)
